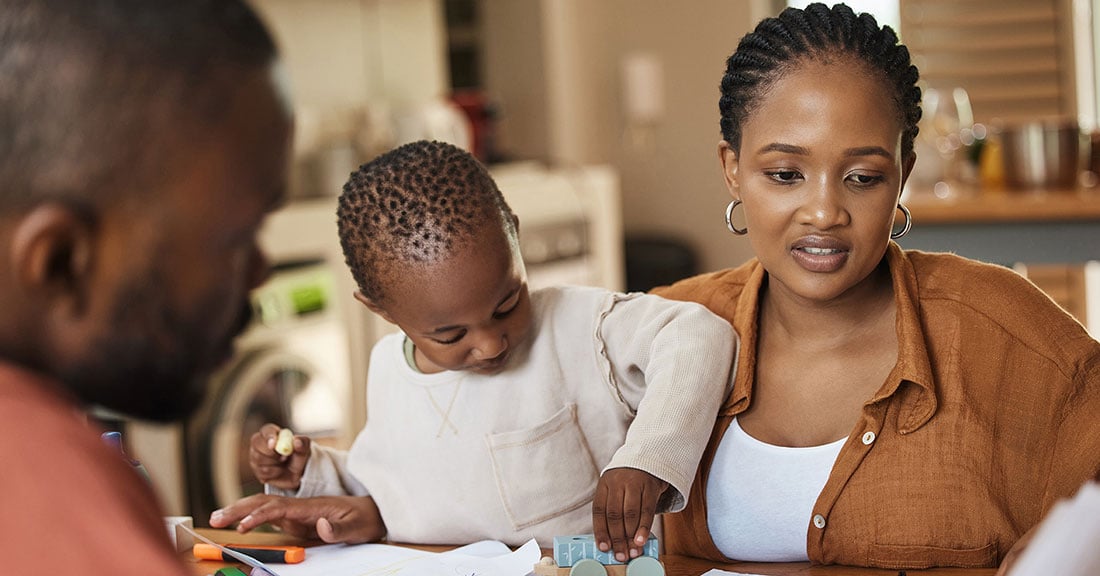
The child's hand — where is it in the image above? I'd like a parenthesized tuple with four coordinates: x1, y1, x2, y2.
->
(209, 494, 387, 544)
(249, 423, 311, 490)
(592, 467, 669, 563)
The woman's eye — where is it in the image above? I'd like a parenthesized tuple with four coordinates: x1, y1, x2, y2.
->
(848, 173, 885, 186)
(765, 170, 802, 183)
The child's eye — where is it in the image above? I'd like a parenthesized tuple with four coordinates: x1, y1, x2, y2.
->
(432, 330, 466, 345)
(492, 292, 522, 319)
(493, 301, 519, 320)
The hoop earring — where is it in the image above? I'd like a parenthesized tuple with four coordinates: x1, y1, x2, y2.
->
(891, 203, 912, 239)
(725, 200, 747, 235)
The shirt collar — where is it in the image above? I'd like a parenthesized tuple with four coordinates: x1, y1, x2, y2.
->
(872, 242, 938, 433)
(720, 243, 939, 433)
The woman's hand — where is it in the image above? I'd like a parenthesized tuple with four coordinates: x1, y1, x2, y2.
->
(209, 494, 387, 544)
(249, 423, 311, 490)
(592, 467, 668, 563)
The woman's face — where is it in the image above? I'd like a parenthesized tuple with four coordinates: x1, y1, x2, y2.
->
(721, 58, 913, 304)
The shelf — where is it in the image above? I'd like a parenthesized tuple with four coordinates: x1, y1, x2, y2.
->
(905, 188, 1100, 224)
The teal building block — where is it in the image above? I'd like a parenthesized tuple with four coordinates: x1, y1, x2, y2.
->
(553, 533, 659, 567)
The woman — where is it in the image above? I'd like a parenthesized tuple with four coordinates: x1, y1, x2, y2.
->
(654, 3, 1100, 570)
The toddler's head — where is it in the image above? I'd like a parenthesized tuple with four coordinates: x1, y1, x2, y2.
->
(337, 140, 532, 374)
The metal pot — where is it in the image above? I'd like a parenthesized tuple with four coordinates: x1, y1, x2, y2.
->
(999, 121, 1089, 191)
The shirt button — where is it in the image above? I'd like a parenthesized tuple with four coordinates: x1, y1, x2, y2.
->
(813, 514, 826, 529)
(861, 431, 876, 445)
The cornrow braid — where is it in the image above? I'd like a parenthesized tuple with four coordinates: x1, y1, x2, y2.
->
(719, 2, 922, 160)
(337, 140, 516, 303)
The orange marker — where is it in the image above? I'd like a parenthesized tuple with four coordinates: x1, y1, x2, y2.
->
(193, 542, 305, 564)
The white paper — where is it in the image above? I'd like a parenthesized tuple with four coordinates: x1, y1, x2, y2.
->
(700, 570, 770, 576)
(263, 538, 540, 576)
(1008, 482, 1100, 576)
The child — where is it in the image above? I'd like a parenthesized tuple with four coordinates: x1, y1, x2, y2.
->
(210, 140, 738, 562)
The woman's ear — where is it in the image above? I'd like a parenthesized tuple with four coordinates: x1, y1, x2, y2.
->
(9, 203, 95, 318)
(353, 291, 397, 325)
(718, 140, 741, 200)
(901, 152, 917, 190)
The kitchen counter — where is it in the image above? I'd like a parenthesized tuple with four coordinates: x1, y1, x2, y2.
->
(899, 186, 1100, 265)
(906, 188, 1100, 224)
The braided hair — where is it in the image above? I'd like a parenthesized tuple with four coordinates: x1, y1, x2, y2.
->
(337, 140, 517, 303)
(719, 2, 921, 160)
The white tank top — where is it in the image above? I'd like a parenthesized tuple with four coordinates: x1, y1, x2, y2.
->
(706, 418, 846, 562)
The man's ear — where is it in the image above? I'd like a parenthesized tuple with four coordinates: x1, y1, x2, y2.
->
(353, 290, 397, 325)
(9, 203, 95, 316)
(718, 140, 741, 201)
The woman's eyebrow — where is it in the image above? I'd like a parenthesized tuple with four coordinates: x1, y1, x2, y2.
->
(844, 145, 893, 159)
(757, 142, 809, 155)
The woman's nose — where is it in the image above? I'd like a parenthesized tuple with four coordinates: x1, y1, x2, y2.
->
(800, 179, 850, 230)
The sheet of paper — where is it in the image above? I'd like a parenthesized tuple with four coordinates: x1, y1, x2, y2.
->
(1008, 482, 1100, 576)
(700, 570, 770, 576)
(264, 538, 540, 576)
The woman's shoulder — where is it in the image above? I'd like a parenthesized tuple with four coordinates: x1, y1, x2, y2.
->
(902, 249, 1097, 357)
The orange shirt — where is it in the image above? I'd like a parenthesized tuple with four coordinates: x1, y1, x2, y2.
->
(654, 243, 1100, 570)
(0, 363, 190, 575)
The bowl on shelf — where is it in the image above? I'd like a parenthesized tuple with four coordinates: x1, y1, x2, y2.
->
(999, 120, 1090, 191)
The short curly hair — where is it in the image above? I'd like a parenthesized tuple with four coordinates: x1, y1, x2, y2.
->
(337, 140, 517, 303)
(720, 2, 922, 161)
(0, 0, 276, 212)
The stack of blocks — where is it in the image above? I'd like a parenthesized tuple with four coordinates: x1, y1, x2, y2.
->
(533, 534, 664, 576)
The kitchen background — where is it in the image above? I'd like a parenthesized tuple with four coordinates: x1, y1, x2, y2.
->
(116, 0, 1100, 522)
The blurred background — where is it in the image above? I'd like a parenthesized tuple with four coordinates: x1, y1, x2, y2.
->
(106, 0, 1100, 523)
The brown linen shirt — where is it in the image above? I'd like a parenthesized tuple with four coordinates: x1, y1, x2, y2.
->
(653, 243, 1100, 570)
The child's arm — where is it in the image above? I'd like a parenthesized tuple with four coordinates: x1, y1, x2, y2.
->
(593, 292, 738, 558)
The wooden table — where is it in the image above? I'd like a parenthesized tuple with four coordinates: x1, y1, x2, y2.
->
(186, 529, 997, 576)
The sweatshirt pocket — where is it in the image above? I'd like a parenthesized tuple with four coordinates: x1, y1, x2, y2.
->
(487, 403, 599, 531)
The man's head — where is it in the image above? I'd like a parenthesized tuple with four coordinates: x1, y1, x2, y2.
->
(0, 0, 294, 421)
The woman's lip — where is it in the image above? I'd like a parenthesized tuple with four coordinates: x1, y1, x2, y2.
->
(790, 245, 849, 272)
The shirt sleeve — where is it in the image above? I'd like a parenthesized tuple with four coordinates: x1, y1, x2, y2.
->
(266, 443, 370, 498)
(596, 292, 739, 512)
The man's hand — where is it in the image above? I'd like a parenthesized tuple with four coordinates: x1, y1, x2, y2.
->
(209, 494, 386, 544)
(592, 467, 669, 563)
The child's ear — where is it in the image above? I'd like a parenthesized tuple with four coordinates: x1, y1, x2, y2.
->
(353, 291, 397, 324)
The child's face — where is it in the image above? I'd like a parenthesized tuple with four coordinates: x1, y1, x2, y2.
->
(370, 223, 533, 375)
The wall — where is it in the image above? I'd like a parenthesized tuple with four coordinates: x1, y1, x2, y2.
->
(253, 0, 769, 274)
(252, 0, 447, 108)
(482, 0, 771, 276)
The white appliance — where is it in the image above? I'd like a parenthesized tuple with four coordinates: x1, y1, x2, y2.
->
(491, 162, 624, 292)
